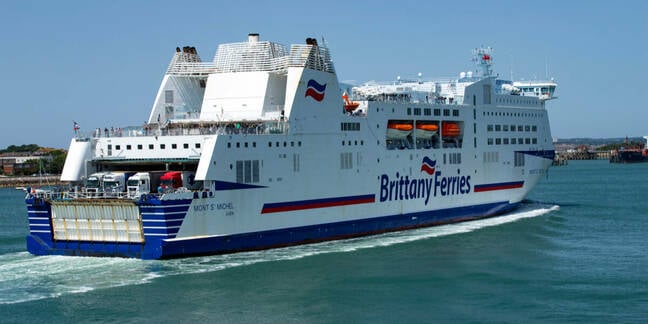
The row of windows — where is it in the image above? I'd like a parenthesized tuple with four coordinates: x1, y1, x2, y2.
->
(487, 124, 538, 132)
(519, 87, 551, 93)
(165, 90, 174, 104)
(340, 152, 353, 170)
(496, 97, 537, 105)
(483, 151, 499, 163)
(514, 152, 525, 167)
(341, 122, 360, 131)
(342, 140, 364, 146)
(483, 151, 524, 166)
(447, 152, 461, 164)
(111, 143, 201, 151)
(487, 138, 538, 145)
(483, 111, 543, 118)
(408, 108, 460, 117)
(236, 160, 260, 184)
(293, 154, 300, 172)
(227, 140, 369, 149)
(227, 141, 303, 148)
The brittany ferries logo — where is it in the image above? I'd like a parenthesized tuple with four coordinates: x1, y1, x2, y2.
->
(379, 157, 471, 205)
(420, 156, 436, 175)
(305, 79, 326, 102)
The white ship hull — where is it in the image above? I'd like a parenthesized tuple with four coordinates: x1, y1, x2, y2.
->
(25, 36, 556, 259)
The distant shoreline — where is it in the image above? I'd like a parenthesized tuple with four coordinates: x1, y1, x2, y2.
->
(0, 175, 63, 188)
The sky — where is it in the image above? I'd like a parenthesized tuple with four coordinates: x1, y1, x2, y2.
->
(1, 0, 646, 149)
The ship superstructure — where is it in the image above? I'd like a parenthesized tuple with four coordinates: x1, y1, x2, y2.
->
(25, 34, 556, 259)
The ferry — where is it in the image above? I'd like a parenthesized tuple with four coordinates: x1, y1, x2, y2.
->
(25, 34, 557, 259)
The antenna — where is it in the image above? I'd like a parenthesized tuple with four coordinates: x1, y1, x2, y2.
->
(472, 46, 493, 77)
(509, 53, 514, 81)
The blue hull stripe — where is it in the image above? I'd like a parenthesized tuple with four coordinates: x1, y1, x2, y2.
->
(143, 220, 184, 227)
(142, 214, 186, 222)
(27, 200, 518, 259)
(213, 180, 266, 191)
(517, 149, 555, 160)
(142, 208, 187, 215)
(140, 198, 191, 240)
(474, 181, 524, 192)
(141, 207, 190, 214)
(261, 194, 376, 214)
(28, 219, 51, 225)
(140, 207, 191, 211)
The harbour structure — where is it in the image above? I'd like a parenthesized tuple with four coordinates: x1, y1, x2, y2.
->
(609, 136, 648, 163)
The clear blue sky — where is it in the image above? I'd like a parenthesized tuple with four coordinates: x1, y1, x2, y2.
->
(1, 0, 646, 149)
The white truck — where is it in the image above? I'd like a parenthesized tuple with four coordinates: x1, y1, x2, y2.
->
(102, 172, 134, 196)
(126, 171, 165, 198)
(84, 172, 109, 196)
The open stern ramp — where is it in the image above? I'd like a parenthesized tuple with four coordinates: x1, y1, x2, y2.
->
(50, 200, 144, 243)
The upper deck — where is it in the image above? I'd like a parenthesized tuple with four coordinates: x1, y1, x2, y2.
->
(163, 35, 335, 76)
(149, 34, 337, 125)
(346, 46, 556, 109)
(61, 37, 557, 184)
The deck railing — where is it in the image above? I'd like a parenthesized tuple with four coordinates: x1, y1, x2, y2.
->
(74, 120, 290, 141)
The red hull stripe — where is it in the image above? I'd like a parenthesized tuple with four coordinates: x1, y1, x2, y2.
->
(473, 181, 524, 192)
(262, 194, 375, 214)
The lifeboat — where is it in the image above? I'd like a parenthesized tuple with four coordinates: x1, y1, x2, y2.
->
(442, 122, 461, 137)
(342, 92, 360, 112)
(344, 101, 360, 112)
(386, 121, 413, 139)
(415, 122, 438, 139)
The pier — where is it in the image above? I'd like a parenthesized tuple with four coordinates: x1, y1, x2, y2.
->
(556, 150, 610, 161)
(553, 149, 611, 165)
(0, 175, 63, 188)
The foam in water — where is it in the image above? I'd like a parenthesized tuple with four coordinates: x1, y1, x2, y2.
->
(0, 203, 558, 304)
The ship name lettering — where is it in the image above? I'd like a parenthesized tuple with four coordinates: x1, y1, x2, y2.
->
(193, 203, 234, 211)
(216, 202, 234, 210)
(193, 204, 210, 212)
(379, 170, 471, 205)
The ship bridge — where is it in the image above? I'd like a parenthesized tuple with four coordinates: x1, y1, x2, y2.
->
(512, 80, 558, 101)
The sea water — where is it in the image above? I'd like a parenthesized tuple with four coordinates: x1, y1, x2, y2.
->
(0, 160, 646, 322)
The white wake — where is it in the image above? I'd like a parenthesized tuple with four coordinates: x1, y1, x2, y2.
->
(0, 203, 558, 304)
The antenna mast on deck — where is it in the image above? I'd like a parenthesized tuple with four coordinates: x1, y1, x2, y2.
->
(472, 47, 493, 77)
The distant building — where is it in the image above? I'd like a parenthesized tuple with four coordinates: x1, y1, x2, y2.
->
(0, 153, 52, 175)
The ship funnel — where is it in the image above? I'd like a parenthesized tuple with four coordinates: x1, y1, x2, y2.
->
(248, 33, 259, 43)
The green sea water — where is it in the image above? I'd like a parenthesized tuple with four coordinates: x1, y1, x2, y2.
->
(1, 160, 646, 322)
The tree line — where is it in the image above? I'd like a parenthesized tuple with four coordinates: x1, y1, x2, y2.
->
(0, 144, 41, 154)
(596, 141, 645, 152)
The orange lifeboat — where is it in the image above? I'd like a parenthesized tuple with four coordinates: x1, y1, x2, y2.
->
(415, 122, 438, 139)
(344, 102, 360, 111)
(342, 92, 360, 112)
(386, 121, 413, 139)
(442, 122, 461, 137)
